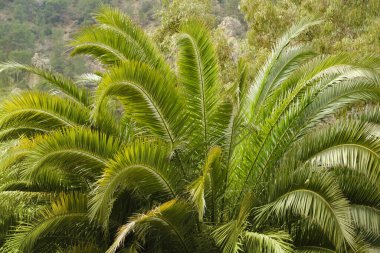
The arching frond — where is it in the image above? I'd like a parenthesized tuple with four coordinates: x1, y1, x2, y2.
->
(291, 120, 380, 183)
(350, 205, 380, 239)
(177, 20, 223, 154)
(106, 199, 195, 253)
(0, 62, 90, 106)
(246, 18, 320, 121)
(256, 168, 356, 250)
(1, 193, 99, 253)
(0, 91, 90, 140)
(242, 230, 293, 253)
(89, 140, 179, 230)
(338, 172, 380, 214)
(22, 128, 122, 180)
(94, 61, 185, 144)
(71, 5, 169, 73)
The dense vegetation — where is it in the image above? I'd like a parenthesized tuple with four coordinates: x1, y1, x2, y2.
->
(0, 3, 380, 252)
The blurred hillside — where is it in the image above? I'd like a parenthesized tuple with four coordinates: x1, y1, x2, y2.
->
(0, 0, 243, 92)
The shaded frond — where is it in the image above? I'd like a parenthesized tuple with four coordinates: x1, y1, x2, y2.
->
(242, 230, 293, 253)
(350, 205, 380, 239)
(256, 168, 355, 250)
(188, 146, 222, 220)
(1, 193, 99, 253)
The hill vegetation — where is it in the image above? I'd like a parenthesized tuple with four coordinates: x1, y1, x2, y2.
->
(0, 0, 242, 93)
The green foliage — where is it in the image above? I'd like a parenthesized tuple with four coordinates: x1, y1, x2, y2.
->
(241, 0, 380, 71)
(0, 5, 379, 253)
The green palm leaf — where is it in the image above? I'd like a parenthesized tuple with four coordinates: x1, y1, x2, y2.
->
(256, 168, 356, 250)
(1, 192, 99, 253)
(188, 146, 222, 221)
(93, 61, 185, 144)
(0, 62, 89, 106)
(0, 91, 90, 140)
(242, 230, 293, 253)
(71, 5, 169, 73)
(177, 20, 224, 154)
(89, 140, 178, 230)
(246, 18, 321, 122)
(22, 128, 122, 180)
(106, 199, 195, 253)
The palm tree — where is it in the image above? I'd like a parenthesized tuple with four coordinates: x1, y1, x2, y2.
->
(0, 6, 379, 253)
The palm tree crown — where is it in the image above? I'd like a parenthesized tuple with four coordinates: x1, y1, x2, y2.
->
(0, 6, 379, 253)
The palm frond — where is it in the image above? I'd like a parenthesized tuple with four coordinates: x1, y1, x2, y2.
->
(177, 20, 223, 154)
(188, 146, 222, 221)
(1, 192, 99, 253)
(242, 230, 293, 253)
(89, 140, 179, 230)
(71, 5, 169, 72)
(0, 191, 51, 241)
(0, 91, 90, 140)
(350, 205, 380, 239)
(333, 167, 380, 208)
(246, 18, 320, 121)
(212, 193, 253, 253)
(22, 127, 122, 180)
(93, 61, 185, 144)
(295, 246, 336, 253)
(292, 120, 380, 183)
(57, 242, 104, 253)
(0, 62, 90, 106)
(106, 199, 195, 253)
(256, 168, 356, 250)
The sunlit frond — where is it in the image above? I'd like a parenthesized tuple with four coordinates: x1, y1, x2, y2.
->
(22, 127, 122, 180)
(106, 199, 195, 253)
(0, 62, 89, 106)
(89, 139, 179, 230)
(94, 61, 185, 144)
(0, 91, 90, 140)
(242, 230, 293, 253)
(177, 20, 225, 154)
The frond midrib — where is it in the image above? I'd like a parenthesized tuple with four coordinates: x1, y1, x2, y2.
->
(1, 108, 83, 128)
(31, 148, 108, 170)
(267, 188, 351, 243)
(182, 33, 208, 148)
(73, 42, 127, 62)
(105, 163, 176, 197)
(108, 81, 176, 143)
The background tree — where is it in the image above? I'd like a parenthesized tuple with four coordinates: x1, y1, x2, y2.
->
(241, 0, 380, 68)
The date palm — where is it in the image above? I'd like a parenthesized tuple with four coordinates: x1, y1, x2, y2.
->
(0, 6, 379, 253)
